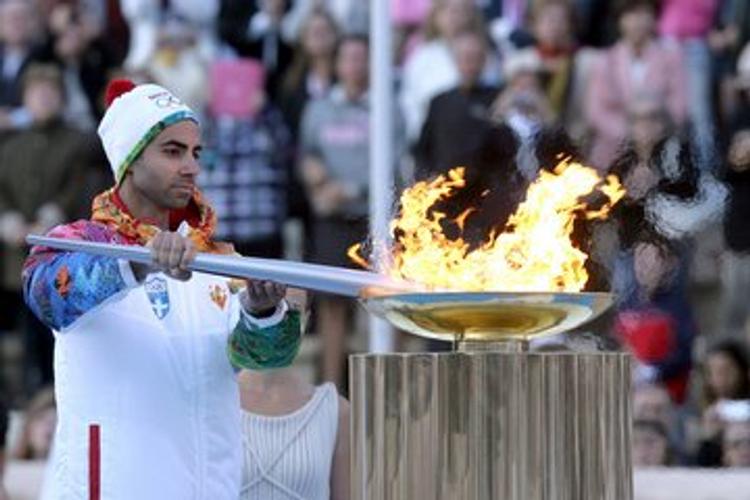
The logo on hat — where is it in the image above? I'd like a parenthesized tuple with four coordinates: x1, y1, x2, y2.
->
(145, 277, 170, 320)
(149, 91, 183, 109)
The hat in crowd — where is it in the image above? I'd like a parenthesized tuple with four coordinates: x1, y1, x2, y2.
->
(503, 49, 543, 82)
(97, 79, 198, 184)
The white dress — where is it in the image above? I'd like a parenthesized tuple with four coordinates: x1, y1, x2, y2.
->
(240, 383, 339, 500)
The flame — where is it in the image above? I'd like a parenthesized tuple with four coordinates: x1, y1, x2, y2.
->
(353, 159, 625, 292)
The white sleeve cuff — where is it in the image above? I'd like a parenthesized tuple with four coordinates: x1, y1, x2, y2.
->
(118, 259, 140, 288)
(240, 299, 289, 329)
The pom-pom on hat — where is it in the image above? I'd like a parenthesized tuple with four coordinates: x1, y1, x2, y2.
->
(97, 79, 198, 184)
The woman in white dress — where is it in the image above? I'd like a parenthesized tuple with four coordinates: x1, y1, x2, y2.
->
(238, 367, 350, 500)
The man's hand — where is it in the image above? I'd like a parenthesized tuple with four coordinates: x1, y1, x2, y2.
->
(242, 280, 286, 317)
(132, 232, 196, 282)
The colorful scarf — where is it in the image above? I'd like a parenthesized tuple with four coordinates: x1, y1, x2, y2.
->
(91, 187, 235, 255)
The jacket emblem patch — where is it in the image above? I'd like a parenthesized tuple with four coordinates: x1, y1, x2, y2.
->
(210, 285, 227, 310)
(145, 277, 170, 319)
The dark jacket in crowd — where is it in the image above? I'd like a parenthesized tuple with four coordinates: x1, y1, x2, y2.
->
(414, 84, 499, 179)
(0, 118, 91, 289)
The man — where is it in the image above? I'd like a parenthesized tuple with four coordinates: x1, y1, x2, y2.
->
(0, 64, 91, 394)
(414, 30, 499, 179)
(22, 79, 302, 499)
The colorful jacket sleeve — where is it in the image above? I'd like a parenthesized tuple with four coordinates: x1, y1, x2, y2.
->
(227, 299, 303, 371)
(23, 221, 139, 332)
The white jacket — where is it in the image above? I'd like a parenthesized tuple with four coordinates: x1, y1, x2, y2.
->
(24, 227, 293, 500)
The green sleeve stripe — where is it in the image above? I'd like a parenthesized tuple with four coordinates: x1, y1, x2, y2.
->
(227, 309, 302, 370)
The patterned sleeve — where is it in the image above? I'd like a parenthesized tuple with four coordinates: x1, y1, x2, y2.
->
(227, 301, 303, 371)
(22, 221, 139, 332)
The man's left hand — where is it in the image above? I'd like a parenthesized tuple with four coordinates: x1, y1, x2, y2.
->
(242, 280, 286, 317)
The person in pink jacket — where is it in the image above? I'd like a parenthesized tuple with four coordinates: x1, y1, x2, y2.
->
(586, 0, 687, 170)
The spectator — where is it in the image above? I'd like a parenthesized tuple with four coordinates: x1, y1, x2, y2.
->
(606, 96, 725, 251)
(218, 0, 294, 104)
(0, 0, 39, 131)
(695, 340, 750, 466)
(120, 0, 219, 71)
(10, 387, 55, 461)
(414, 30, 499, 179)
(0, 64, 91, 393)
(238, 360, 350, 499)
(280, 8, 338, 137)
(300, 35, 400, 388)
(723, 418, 750, 467)
(492, 51, 551, 143)
(399, 0, 487, 142)
(514, 0, 594, 141)
(658, 0, 722, 169)
(613, 232, 696, 404)
(199, 88, 294, 259)
(632, 382, 696, 464)
(282, 0, 369, 40)
(144, 15, 210, 111)
(704, 339, 750, 405)
(586, 0, 687, 170)
(632, 419, 671, 467)
(710, 0, 750, 121)
(721, 60, 750, 339)
(30, 2, 117, 131)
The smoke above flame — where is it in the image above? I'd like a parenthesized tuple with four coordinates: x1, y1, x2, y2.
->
(350, 159, 625, 292)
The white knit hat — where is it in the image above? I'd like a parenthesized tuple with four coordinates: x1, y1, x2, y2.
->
(97, 80, 198, 184)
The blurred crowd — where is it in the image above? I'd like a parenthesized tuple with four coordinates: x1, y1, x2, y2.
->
(1, 0, 750, 495)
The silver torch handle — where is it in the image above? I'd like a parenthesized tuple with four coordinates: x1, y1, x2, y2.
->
(26, 235, 415, 298)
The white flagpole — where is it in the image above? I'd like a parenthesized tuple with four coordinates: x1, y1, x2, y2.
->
(368, 0, 396, 352)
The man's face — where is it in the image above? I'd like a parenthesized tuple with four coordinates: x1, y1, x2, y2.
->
(127, 120, 202, 210)
(454, 34, 486, 86)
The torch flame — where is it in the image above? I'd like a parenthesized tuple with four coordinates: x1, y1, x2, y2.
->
(353, 159, 625, 292)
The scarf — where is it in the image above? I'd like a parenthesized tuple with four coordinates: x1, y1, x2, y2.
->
(90, 187, 235, 255)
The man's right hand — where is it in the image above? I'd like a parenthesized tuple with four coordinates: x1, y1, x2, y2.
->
(131, 232, 197, 282)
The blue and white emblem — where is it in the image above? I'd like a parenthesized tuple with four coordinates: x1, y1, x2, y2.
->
(145, 277, 170, 320)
